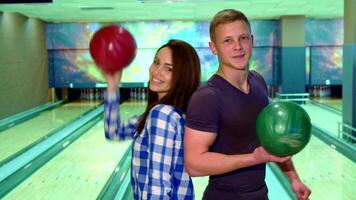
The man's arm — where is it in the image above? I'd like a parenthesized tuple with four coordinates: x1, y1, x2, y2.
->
(277, 160, 311, 200)
(184, 127, 291, 177)
(277, 159, 299, 182)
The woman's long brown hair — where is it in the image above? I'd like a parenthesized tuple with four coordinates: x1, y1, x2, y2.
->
(136, 39, 201, 134)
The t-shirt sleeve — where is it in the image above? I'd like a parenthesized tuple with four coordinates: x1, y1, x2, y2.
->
(186, 88, 220, 133)
(251, 70, 268, 93)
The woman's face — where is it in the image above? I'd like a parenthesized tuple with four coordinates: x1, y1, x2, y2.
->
(149, 47, 173, 99)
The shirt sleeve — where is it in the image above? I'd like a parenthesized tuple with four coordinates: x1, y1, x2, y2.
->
(104, 90, 140, 140)
(145, 105, 181, 199)
(186, 88, 220, 133)
(171, 112, 193, 199)
(251, 70, 268, 94)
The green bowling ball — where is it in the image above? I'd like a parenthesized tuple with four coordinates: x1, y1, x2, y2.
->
(256, 101, 312, 156)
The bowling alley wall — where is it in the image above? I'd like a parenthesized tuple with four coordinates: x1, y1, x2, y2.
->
(0, 12, 49, 119)
(46, 19, 343, 89)
(46, 20, 279, 88)
(0, 11, 343, 119)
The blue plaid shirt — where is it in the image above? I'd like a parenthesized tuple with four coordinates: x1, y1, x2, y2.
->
(104, 91, 194, 200)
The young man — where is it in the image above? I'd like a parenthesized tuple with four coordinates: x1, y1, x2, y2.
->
(184, 9, 311, 200)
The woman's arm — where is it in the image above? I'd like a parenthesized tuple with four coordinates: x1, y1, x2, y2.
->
(103, 70, 139, 140)
(104, 90, 140, 140)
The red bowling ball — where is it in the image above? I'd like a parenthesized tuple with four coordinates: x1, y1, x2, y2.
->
(89, 25, 137, 73)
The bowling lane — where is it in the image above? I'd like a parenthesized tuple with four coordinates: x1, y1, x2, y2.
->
(192, 127, 356, 200)
(311, 97, 342, 112)
(272, 102, 355, 199)
(3, 100, 146, 200)
(0, 101, 101, 164)
(301, 102, 341, 138)
(292, 133, 356, 200)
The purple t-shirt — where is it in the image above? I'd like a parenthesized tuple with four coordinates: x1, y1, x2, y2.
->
(186, 71, 269, 193)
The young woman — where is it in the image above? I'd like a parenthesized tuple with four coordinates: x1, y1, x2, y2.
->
(103, 39, 201, 199)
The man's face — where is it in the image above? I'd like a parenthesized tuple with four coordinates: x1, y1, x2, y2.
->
(209, 20, 253, 71)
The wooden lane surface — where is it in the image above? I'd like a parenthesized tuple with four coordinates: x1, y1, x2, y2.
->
(301, 103, 341, 138)
(192, 131, 356, 200)
(293, 134, 356, 200)
(3, 100, 146, 200)
(0, 101, 100, 163)
(312, 97, 342, 111)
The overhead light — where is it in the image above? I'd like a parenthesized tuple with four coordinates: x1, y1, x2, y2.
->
(138, 0, 186, 3)
(0, 0, 52, 3)
(80, 6, 115, 10)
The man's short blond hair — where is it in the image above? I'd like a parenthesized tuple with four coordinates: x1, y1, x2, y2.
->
(209, 9, 251, 42)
